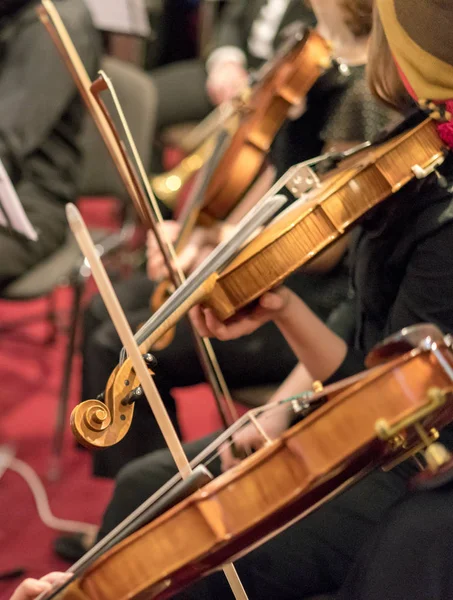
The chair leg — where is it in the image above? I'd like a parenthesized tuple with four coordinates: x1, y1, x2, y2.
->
(47, 275, 85, 482)
(45, 288, 59, 345)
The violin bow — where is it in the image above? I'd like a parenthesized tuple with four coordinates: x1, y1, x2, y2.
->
(55, 203, 247, 600)
(38, 0, 238, 429)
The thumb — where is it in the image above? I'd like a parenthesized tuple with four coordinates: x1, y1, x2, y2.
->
(259, 291, 286, 311)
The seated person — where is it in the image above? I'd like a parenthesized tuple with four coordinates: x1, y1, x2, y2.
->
(66, 1, 453, 597)
(54, 0, 396, 564)
(149, 0, 316, 166)
(0, 0, 100, 291)
(81, 0, 394, 482)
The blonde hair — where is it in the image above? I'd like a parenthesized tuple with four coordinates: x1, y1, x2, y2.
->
(367, 6, 413, 111)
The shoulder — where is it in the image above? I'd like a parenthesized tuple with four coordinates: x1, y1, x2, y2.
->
(320, 66, 398, 143)
(361, 162, 453, 247)
(405, 155, 453, 242)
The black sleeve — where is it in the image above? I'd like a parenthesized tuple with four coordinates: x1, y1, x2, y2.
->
(385, 219, 453, 337)
(323, 346, 366, 386)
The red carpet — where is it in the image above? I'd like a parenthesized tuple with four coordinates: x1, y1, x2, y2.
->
(0, 199, 228, 599)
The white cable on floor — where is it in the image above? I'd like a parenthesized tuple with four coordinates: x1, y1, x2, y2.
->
(1, 447, 97, 537)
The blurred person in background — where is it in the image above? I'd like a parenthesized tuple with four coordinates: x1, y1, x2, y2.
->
(0, 0, 100, 291)
(149, 0, 316, 170)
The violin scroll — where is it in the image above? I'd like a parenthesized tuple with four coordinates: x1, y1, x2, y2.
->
(71, 363, 148, 449)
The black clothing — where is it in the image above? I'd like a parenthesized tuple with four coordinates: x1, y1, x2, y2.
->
(273, 64, 397, 176)
(213, 0, 316, 70)
(150, 0, 315, 135)
(0, 0, 100, 290)
(336, 481, 453, 600)
(97, 433, 408, 599)
(351, 158, 453, 353)
(96, 115, 453, 598)
(326, 145, 453, 382)
(0, 0, 31, 20)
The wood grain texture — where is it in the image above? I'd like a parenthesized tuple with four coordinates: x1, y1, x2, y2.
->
(64, 344, 453, 600)
(205, 119, 445, 319)
(203, 30, 332, 219)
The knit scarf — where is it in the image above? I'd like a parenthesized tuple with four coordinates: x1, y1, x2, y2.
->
(377, 0, 453, 148)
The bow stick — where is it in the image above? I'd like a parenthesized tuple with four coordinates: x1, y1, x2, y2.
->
(38, 0, 238, 428)
(66, 203, 248, 600)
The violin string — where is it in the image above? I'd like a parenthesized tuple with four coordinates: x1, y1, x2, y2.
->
(46, 410, 259, 586)
(42, 364, 367, 597)
(40, 393, 324, 600)
(56, 384, 353, 586)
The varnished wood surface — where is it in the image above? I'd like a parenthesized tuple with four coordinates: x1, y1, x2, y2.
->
(63, 343, 453, 600)
(205, 119, 445, 319)
(71, 119, 446, 452)
(202, 30, 332, 220)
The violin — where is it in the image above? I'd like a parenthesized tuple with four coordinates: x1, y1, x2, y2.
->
(148, 26, 332, 340)
(50, 324, 453, 600)
(203, 117, 447, 320)
(70, 117, 447, 450)
(200, 26, 332, 221)
(39, 0, 249, 430)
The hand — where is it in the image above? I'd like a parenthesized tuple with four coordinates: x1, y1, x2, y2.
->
(147, 222, 235, 280)
(147, 221, 210, 279)
(190, 287, 292, 340)
(10, 573, 71, 600)
(147, 220, 179, 280)
(206, 61, 248, 105)
(220, 404, 291, 472)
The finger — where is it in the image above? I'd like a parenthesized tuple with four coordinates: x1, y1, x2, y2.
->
(206, 82, 222, 106)
(148, 257, 168, 280)
(258, 291, 285, 311)
(203, 309, 233, 340)
(40, 572, 71, 585)
(219, 443, 241, 473)
(147, 222, 179, 253)
(219, 82, 241, 103)
(12, 579, 51, 600)
(204, 308, 265, 340)
(177, 244, 198, 274)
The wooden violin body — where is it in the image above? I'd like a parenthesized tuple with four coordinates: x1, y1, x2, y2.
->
(201, 28, 332, 221)
(70, 118, 447, 450)
(204, 118, 446, 319)
(61, 325, 453, 600)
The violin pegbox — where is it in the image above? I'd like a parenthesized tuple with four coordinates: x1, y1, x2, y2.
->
(70, 354, 156, 449)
